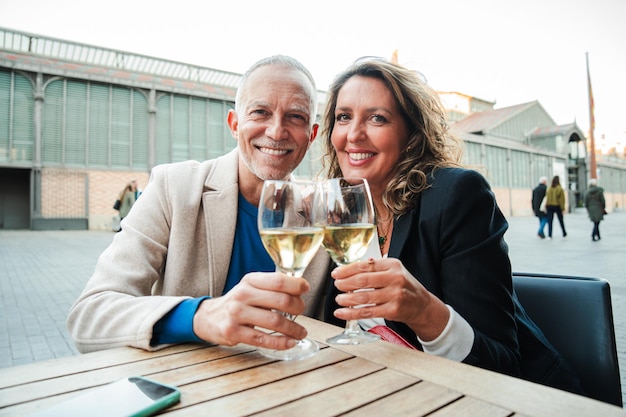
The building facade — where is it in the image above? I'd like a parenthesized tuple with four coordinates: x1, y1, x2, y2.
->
(1, 27, 625, 230)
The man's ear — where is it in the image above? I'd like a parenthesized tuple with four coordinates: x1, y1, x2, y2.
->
(308, 123, 320, 148)
(227, 109, 238, 140)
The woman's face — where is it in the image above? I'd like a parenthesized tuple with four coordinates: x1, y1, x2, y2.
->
(330, 75, 410, 195)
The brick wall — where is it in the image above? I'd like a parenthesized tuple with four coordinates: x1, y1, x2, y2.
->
(40, 169, 149, 231)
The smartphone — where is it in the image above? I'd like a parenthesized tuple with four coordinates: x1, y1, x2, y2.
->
(31, 376, 181, 417)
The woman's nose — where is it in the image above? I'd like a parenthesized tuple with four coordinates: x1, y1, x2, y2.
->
(346, 122, 366, 142)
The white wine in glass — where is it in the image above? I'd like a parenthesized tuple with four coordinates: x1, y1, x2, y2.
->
(258, 180, 325, 360)
(323, 178, 381, 345)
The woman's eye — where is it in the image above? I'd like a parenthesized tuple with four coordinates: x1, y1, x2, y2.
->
(335, 113, 350, 122)
(371, 114, 387, 124)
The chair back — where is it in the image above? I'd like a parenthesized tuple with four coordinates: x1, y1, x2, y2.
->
(512, 272, 622, 407)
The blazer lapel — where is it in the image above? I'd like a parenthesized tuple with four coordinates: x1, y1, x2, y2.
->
(202, 149, 240, 297)
(388, 209, 415, 258)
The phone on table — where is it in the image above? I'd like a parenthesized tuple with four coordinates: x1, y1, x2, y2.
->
(30, 376, 180, 417)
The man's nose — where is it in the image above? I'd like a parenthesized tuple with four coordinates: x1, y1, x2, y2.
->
(266, 117, 288, 140)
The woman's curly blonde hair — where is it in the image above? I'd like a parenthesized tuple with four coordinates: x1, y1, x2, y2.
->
(321, 58, 464, 217)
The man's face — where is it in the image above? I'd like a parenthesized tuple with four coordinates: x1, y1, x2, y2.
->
(228, 65, 318, 185)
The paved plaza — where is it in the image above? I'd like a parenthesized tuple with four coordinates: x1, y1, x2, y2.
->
(1, 210, 625, 406)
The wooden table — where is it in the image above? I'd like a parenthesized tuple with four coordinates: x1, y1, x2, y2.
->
(1, 317, 624, 417)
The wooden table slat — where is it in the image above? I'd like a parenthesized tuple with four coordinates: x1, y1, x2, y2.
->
(163, 347, 354, 414)
(0, 344, 208, 389)
(249, 367, 419, 417)
(428, 396, 513, 417)
(0, 345, 253, 408)
(339, 380, 462, 417)
(144, 349, 274, 388)
(167, 356, 387, 417)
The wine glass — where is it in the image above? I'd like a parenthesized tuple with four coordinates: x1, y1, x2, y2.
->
(257, 179, 325, 360)
(322, 178, 381, 345)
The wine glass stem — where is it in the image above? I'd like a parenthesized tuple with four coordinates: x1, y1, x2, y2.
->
(281, 271, 300, 321)
(345, 319, 362, 334)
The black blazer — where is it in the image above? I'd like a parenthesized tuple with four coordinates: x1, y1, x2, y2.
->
(325, 167, 583, 394)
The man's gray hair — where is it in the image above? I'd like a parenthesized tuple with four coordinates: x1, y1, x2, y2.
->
(234, 55, 318, 123)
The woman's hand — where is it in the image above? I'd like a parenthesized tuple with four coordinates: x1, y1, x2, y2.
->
(192, 272, 310, 350)
(331, 258, 450, 341)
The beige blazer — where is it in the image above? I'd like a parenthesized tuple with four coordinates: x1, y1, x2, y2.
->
(67, 148, 331, 353)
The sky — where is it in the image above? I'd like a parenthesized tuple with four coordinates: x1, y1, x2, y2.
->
(1, 0, 625, 144)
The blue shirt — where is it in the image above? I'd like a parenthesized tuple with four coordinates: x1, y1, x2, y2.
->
(223, 194, 275, 294)
(151, 193, 274, 346)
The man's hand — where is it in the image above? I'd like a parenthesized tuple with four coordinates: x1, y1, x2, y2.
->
(192, 272, 310, 350)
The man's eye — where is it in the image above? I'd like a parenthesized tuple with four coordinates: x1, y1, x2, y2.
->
(287, 114, 308, 126)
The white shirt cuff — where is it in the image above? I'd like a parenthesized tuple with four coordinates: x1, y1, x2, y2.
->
(418, 305, 474, 362)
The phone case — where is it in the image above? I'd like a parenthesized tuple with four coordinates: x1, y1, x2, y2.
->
(128, 376, 181, 417)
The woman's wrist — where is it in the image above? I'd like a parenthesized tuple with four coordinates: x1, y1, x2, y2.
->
(408, 294, 450, 342)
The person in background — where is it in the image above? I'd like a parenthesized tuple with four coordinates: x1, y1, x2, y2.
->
(531, 176, 548, 239)
(118, 181, 137, 221)
(131, 179, 142, 200)
(545, 175, 567, 239)
(584, 178, 606, 241)
(320, 57, 583, 394)
(68, 55, 330, 354)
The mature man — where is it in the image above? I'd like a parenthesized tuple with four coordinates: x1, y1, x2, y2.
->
(67, 55, 331, 353)
(531, 176, 548, 238)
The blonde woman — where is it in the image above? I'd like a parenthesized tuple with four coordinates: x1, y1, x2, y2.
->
(545, 175, 567, 239)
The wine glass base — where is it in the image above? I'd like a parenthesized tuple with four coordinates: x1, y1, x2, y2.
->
(257, 338, 319, 361)
(326, 330, 381, 345)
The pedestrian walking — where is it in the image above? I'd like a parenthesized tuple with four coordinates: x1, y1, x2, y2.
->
(118, 181, 137, 221)
(584, 178, 606, 241)
(532, 176, 548, 238)
(112, 181, 138, 232)
(546, 175, 567, 239)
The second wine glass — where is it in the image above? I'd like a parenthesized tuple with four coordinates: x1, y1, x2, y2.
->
(257, 179, 325, 360)
(323, 178, 381, 345)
